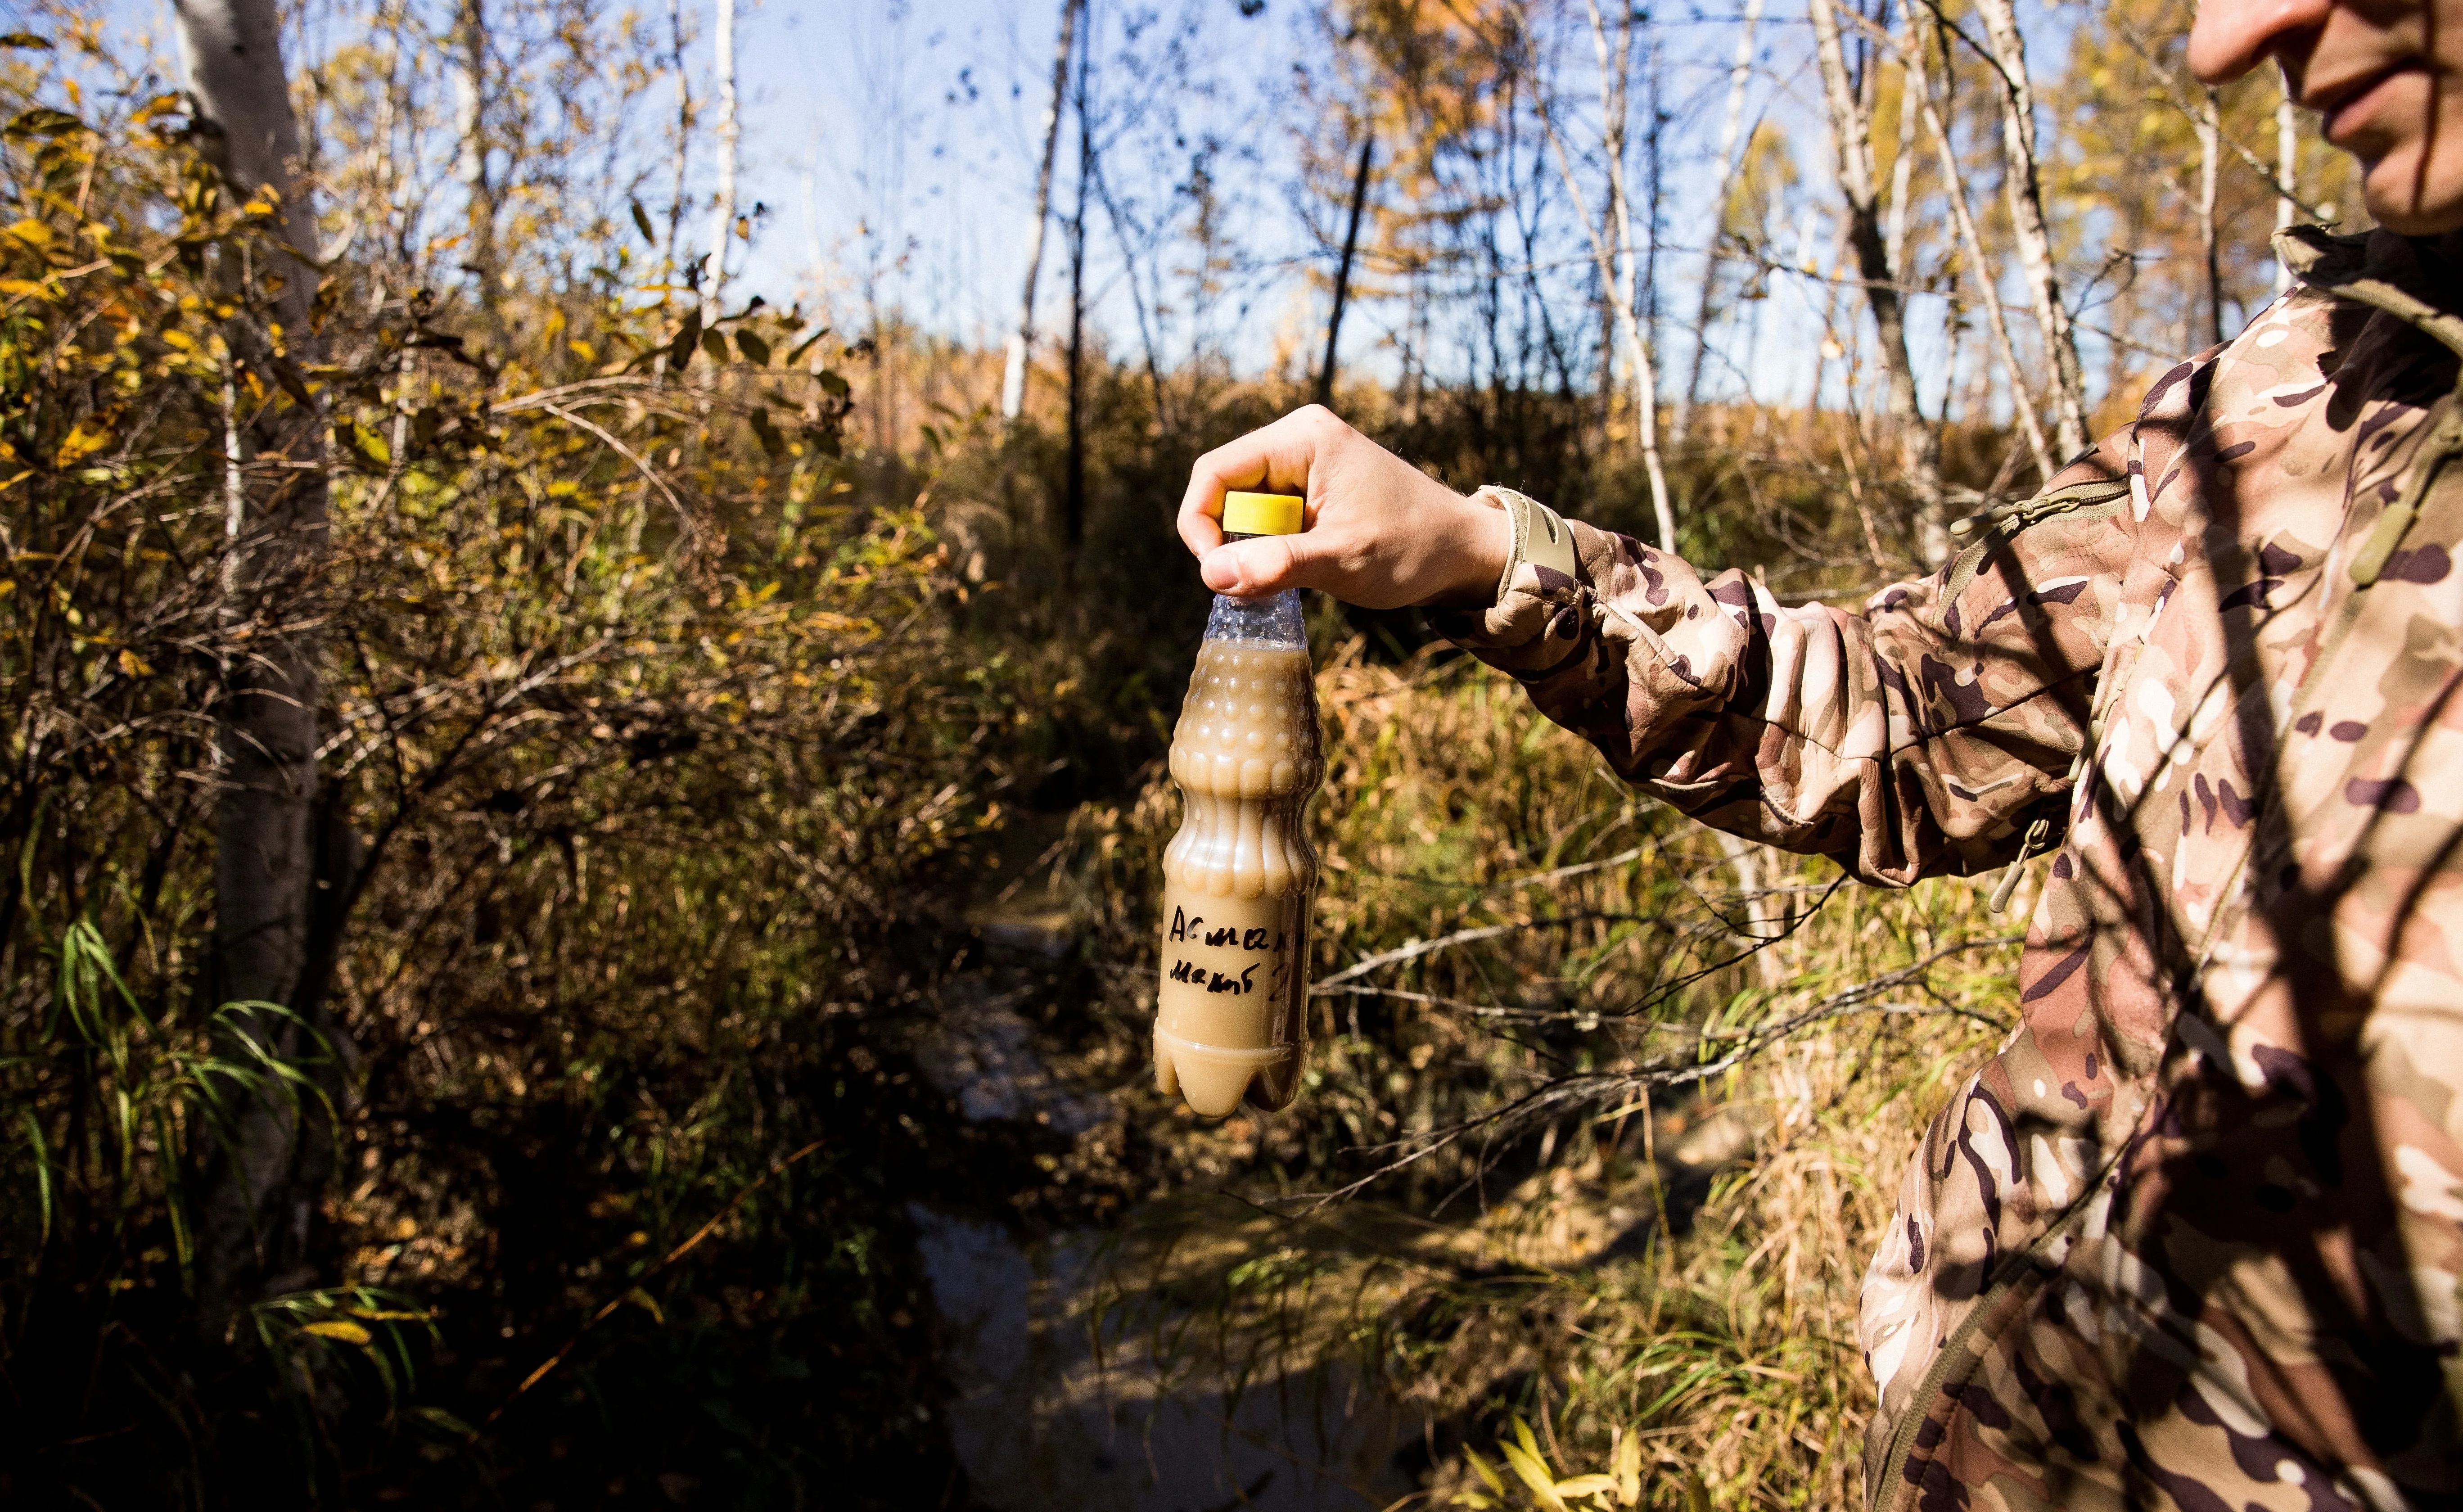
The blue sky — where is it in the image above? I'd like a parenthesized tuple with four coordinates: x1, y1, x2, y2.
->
(69, 0, 2216, 424)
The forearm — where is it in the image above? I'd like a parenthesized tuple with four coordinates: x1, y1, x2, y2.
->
(1430, 484, 2126, 885)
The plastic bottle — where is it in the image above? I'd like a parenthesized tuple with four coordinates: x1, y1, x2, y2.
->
(1154, 491, 1322, 1116)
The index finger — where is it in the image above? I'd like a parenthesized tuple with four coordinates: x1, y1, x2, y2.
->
(1176, 410, 1325, 559)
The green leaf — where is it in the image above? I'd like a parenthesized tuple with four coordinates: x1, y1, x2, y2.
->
(699, 327, 730, 366)
(630, 199, 657, 246)
(749, 406, 785, 459)
(18, 1110, 49, 1242)
(735, 329, 770, 366)
(785, 325, 830, 366)
(665, 313, 701, 374)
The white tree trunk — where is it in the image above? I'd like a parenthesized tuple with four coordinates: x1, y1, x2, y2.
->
(174, 0, 337, 1331)
(2197, 86, 2224, 347)
(700, 0, 738, 320)
(1898, 15, 2054, 483)
(1807, 0, 1941, 524)
(2276, 78, 2298, 292)
(1971, 0, 2090, 460)
(666, 0, 691, 266)
(1001, 0, 1083, 422)
(1575, 0, 1675, 550)
(1673, 0, 1764, 444)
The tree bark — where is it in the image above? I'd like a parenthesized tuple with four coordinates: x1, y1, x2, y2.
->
(2197, 85, 2224, 348)
(1673, 0, 1763, 444)
(1061, 28, 1090, 551)
(1002, 0, 1084, 423)
(700, 0, 739, 320)
(174, 0, 339, 1336)
(666, 0, 691, 266)
(453, 0, 502, 331)
(1898, 12, 2054, 483)
(1547, 0, 1675, 550)
(1807, 0, 1942, 520)
(2276, 77, 2297, 293)
(1316, 131, 1375, 409)
(1971, 0, 2090, 459)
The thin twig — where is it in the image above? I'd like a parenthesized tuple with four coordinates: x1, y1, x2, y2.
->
(474, 1137, 826, 1436)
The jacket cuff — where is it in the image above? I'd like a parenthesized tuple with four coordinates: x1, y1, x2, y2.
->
(1427, 486, 1590, 662)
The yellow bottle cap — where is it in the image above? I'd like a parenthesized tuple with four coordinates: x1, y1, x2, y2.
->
(1221, 490, 1304, 536)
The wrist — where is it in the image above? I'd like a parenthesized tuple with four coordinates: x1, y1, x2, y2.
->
(1422, 487, 1512, 607)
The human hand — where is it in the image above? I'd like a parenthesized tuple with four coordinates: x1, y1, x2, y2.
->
(1176, 405, 1512, 609)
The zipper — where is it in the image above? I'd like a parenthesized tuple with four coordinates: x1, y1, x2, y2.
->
(1939, 477, 2133, 601)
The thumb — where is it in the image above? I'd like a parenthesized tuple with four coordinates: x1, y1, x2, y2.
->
(1199, 533, 1324, 597)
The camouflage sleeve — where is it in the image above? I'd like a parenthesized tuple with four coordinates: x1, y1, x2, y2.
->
(1427, 453, 2142, 885)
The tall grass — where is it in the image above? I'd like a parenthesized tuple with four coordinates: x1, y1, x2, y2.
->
(1066, 635, 2024, 1508)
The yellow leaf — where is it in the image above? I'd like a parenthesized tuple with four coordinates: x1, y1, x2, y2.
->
(159, 328, 196, 351)
(55, 417, 111, 466)
(624, 1286, 664, 1324)
(300, 1319, 371, 1345)
(1464, 1447, 1506, 1497)
(115, 649, 150, 677)
(0, 277, 48, 298)
(1513, 1417, 1543, 1462)
(1500, 1441, 1569, 1512)
(1612, 1429, 1641, 1505)
(3, 217, 50, 248)
(1684, 1471, 1713, 1512)
(1555, 1475, 1618, 1499)
(568, 339, 597, 362)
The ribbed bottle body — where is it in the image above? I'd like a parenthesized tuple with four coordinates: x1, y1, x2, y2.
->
(1154, 592, 1321, 1115)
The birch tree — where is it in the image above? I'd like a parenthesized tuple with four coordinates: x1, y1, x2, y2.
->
(1972, 0, 2091, 459)
(2276, 77, 2297, 292)
(1805, 0, 1941, 520)
(1673, 0, 1764, 444)
(173, 0, 338, 1330)
(700, 0, 739, 319)
(1002, 0, 1084, 423)
(1897, 11, 2054, 481)
(1541, 0, 1674, 551)
(2197, 83, 2224, 347)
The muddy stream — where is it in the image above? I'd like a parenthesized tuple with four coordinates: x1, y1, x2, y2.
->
(910, 923, 1413, 1512)
(909, 818, 1751, 1510)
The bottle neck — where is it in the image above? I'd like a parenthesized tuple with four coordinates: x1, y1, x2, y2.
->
(1208, 531, 1305, 647)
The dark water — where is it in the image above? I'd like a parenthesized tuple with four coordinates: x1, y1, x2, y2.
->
(915, 973, 1411, 1511)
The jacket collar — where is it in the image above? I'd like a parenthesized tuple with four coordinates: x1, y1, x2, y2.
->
(2277, 224, 2463, 364)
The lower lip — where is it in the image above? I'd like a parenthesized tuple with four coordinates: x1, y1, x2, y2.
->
(2320, 71, 2405, 146)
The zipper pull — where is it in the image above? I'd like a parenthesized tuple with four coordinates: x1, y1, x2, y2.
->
(1989, 814, 2052, 912)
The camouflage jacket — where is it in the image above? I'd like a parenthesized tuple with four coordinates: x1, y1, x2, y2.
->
(1431, 227, 2463, 1511)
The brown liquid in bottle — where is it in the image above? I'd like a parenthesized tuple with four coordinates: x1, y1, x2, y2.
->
(1154, 639, 1322, 1116)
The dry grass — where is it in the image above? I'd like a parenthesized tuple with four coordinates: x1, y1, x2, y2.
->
(1065, 629, 2027, 1509)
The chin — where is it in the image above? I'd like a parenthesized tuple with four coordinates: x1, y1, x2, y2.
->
(2360, 152, 2463, 235)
